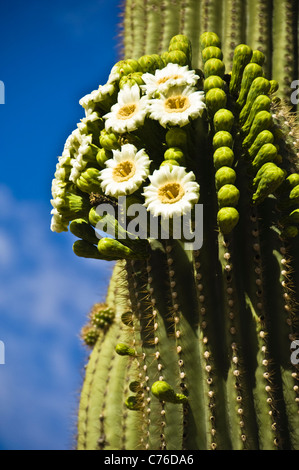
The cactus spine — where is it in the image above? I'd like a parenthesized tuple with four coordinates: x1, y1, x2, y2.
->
(50, 1, 299, 450)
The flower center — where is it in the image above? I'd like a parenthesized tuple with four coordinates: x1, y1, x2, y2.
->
(164, 95, 190, 113)
(117, 104, 137, 120)
(158, 182, 185, 204)
(157, 74, 182, 85)
(112, 160, 136, 182)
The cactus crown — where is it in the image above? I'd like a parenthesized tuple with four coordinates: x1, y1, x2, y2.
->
(51, 31, 299, 450)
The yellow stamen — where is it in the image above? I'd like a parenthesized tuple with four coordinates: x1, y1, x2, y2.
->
(157, 74, 182, 85)
(164, 95, 190, 113)
(158, 183, 185, 204)
(112, 161, 136, 182)
(117, 104, 137, 120)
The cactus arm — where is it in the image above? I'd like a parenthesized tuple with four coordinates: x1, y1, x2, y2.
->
(222, 0, 246, 70)
(272, 0, 297, 101)
(245, 0, 272, 77)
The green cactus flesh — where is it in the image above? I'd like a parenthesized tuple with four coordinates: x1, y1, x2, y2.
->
(50, 19, 299, 451)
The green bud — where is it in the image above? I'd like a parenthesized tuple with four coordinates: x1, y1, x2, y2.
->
(213, 109, 234, 132)
(215, 166, 237, 190)
(242, 111, 273, 149)
(229, 44, 253, 95)
(115, 59, 142, 77)
(213, 146, 234, 170)
(96, 148, 111, 168)
(166, 128, 187, 148)
(69, 218, 99, 244)
(164, 147, 185, 166)
(163, 50, 189, 67)
(250, 50, 265, 66)
(202, 46, 223, 63)
(97, 237, 139, 260)
(125, 396, 141, 411)
(99, 129, 120, 151)
(269, 80, 279, 95)
(289, 185, 299, 204)
(217, 207, 240, 234)
(115, 343, 136, 357)
(236, 63, 263, 108)
(241, 95, 271, 134)
(213, 131, 234, 150)
(119, 72, 145, 89)
(248, 130, 275, 159)
(169, 34, 191, 46)
(283, 173, 299, 191)
(151, 381, 188, 404)
(239, 77, 271, 126)
(205, 88, 227, 116)
(200, 32, 221, 50)
(204, 58, 225, 78)
(204, 75, 225, 93)
(77, 168, 103, 194)
(54, 193, 89, 220)
(138, 54, 163, 73)
(251, 143, 278, 172)
(252, 162, 286, 205)
(168, 41, 191, 62)
(217, 184, 240, 208)
(73, 240, 108, 260)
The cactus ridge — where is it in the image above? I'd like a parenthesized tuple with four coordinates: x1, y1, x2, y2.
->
(50, 14, 299, 449)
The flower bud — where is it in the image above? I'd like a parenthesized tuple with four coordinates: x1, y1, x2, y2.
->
(151, 380, 188, 404)
(213, 109, 234, 132)
(213, 131, 234, 150)
(229, 44, 253, 95)
(163, 50, 189, 67)
(204, 75, 225, 93)
(213, 147, 234, 170)
(217, 184, 240, 208)
(119, 72, 145, 89)
(200, 32, 221, 50)
(115, 343, 136, 356)
(166, 128, 187, 148)
(97, 237, 138, 260)
(204, 58, 225, 78)
(164, 147, 185, 166)
(69, 218, 99, 244)
(99, 129, 120, 151)
(206, 88, 227, 116)
(76, 168, 103, 194)
(215, 166, 237, 190)
(217, 207, 240, 234)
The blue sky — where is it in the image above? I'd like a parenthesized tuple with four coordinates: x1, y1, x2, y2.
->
(0, 0, 121, 450)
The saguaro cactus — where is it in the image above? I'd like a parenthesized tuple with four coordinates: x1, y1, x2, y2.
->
(50, 1, 299, 450)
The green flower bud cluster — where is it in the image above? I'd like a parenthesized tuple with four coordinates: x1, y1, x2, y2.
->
(200, 34, 226, 120)
(200, 33, 240, 235)
(162, 34, 192, 68)
(161, 127, 188, 169)
(81, 303, 115, 347)
(277, 173, 299, 238)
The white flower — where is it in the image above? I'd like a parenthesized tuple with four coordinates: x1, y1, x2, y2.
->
(69, 135, 93, 183)
(99, 143, 151, 197)
(103, 84, 148, 134)
(143, 165, 200, 218)
(79, 83, 115, 116)
(50, 208, 68, 233)
(147, 85, 205, 128)
(141, 63, 199, 96)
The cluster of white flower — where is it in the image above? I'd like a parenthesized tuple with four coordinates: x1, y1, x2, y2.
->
(51, 60, 205, 233)
(97, 63, 204, 218)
